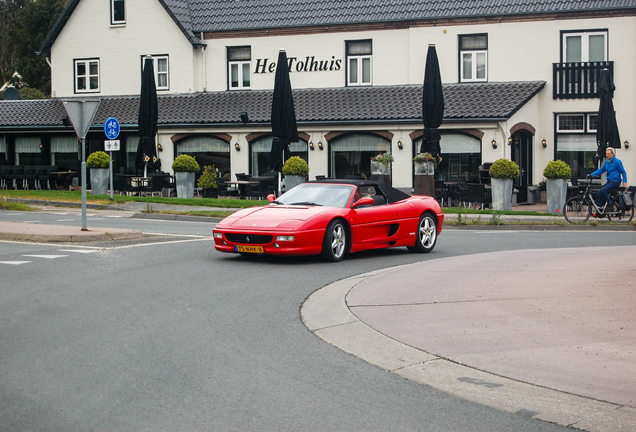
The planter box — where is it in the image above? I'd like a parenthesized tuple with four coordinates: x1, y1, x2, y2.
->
(89, 168, 109, 195)
(414, 161, 435, 175)
(491, 178, 514, 211)
(284, 175, 305, 191)
(414, 175, 434, 196)
(202, 188, 219, 198)
(175, 171, 195, 198)
(371, 160, 391, 175)
(546, 178, 568, 215)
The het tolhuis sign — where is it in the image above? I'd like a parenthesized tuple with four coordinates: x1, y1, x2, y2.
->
(253, 55, 342, 74)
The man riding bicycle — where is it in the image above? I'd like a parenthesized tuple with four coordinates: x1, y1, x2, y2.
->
(589, 147, 628, 210)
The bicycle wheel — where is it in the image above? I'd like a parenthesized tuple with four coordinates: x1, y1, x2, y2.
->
(608, 205, 634, 222)
(563, 196, 591, 224)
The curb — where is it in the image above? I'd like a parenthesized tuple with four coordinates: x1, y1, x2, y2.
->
(0, 231, 144, 243)
(131, 213, 223, 223)
(301, 270, 636, 432)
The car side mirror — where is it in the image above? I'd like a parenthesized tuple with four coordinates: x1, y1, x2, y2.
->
(352, 197, 374, 208)
(267, 194, 276, 203)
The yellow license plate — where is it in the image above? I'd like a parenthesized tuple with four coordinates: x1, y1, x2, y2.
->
(235, 245, 264, 253)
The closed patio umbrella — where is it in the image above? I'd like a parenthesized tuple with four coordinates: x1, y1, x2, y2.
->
(419, 44, 444, 160)
(136, 56, 158, 176)
(596, 68, 621, 164)
(271, 49, 299, 195)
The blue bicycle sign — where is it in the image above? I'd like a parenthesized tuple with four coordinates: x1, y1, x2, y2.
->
(104, 117, 120, 140)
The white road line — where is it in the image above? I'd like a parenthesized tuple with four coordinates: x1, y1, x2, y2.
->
(22, 255, 69, 259)
(104, 215, 123, 218)
(57, 249, 99, 254)
(0, 261, 31, 265)
(4, 212, 24, 215)
(56, 219, 75, 222)
(22, 221, 42, 223)
(109, 237, 213, 249)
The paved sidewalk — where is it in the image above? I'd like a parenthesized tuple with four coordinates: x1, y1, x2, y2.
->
(302, 245, 636, 432)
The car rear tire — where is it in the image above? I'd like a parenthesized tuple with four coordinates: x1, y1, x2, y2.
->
(320, 219, 346, 262)
(407, 213, 437, 253)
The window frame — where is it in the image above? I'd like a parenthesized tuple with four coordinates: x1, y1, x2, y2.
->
(346, 40, 372, 86)
(458, 34, 488, 83)
(560, 29, 608, 63)
(142, 55, 169, 91)
(556, 113, 598, 134)
(227, 46, 251, 90)
(74, 58, 100, 94)
(110, 0, 125, 25)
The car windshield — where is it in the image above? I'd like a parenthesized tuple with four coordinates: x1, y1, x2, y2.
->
(273, 184, 354, 208)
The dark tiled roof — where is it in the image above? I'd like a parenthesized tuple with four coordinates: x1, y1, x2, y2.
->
(0, 81, 545, 130)
(190, 0, 636, 32)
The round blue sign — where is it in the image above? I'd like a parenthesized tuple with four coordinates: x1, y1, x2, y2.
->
(104, 117, 120, 140)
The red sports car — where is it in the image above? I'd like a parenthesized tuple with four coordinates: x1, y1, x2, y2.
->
(213, 179, 443, 262)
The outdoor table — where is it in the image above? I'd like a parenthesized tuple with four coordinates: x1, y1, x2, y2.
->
(50, 171, 78, 190)
(226, 180, 259, 199)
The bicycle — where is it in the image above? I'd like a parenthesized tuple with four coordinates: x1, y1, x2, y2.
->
(563, 178, 634, 224)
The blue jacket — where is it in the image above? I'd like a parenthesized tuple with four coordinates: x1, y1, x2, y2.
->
(591, 156, 628, 183)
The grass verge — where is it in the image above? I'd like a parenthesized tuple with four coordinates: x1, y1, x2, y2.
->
(0, 200, 36, 211)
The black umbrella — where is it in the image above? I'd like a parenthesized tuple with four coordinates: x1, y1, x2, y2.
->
(419, 44, 444, 159)
(271, 49, 299, 194)
(136, 56, 158, 175)
(596, 68, 621, 163)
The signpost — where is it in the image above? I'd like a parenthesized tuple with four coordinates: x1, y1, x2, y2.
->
(104, 117, 120, 199)
(62, 100, 100, 231)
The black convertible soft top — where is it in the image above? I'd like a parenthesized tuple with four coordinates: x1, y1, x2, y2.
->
(307, 179, 411, 204)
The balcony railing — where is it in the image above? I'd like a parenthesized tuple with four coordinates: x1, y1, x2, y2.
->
(553, 61, 613, 99)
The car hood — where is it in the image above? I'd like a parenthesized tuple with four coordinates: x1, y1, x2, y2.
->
(218, 205, 333, 230)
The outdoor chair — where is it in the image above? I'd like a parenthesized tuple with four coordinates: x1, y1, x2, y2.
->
(246, 177, 270, 200)
(434, 180, 450, 207)
(450, 182, 470, 207)
(36, 166, 51, 190)
(1, 165, 13, 189)
(25, 166, 39, 190)
(216, 177, 238, 198)
(467, 183, 491, 210)
(13, 166, 26, 190)
(235, 172, 249, 181)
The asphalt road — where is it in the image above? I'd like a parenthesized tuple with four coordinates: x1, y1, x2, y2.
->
(2, 210, 634, 431)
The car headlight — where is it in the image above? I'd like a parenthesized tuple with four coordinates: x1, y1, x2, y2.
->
(275, 235, 295, 241)
(213, 232, 223, 238)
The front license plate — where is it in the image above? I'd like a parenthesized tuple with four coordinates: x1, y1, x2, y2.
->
(235, 245, 264, 254)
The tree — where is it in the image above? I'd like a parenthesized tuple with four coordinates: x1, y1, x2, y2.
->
(0, 0, 24, 83)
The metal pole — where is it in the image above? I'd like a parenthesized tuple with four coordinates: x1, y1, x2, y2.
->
(109, 151, 114, 199)
(81, 136, 87, 230)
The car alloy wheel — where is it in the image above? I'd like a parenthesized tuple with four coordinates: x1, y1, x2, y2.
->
(408, 213, 437, 253)
(321, 219, 346, 262)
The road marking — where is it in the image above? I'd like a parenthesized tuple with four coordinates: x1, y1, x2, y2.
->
(0, 261, 31, 265)
(104, 215, 122, 218)
(109, 237, 213, 250)
(56, 219, 75, 222)
(57, 249, 98, 254)
(22, 220, 41, 223)
(22, 254, 69, 259)
(89, 217, 104, 220)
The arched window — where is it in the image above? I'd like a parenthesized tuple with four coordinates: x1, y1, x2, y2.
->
(176, 136, 231, 177)
(250, 136, 307, 176)
(51, 136, 78, 170)
(330, 133, 390, 179)
(415, 133, 481, 181)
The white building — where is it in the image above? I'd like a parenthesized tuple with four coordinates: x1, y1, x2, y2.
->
(1, 0, 635, 200)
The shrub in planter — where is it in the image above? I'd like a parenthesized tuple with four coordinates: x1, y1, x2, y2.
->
(172, 154, 199, 198)
(543, 160, 571, 215)
(87, 151, 110, 195)
(86, 151, 110, 168)
(282, 156, 309, 191)
(197, 165, 218, 198)
(489, 158, 519, 211)
(373, 151, 394, 167)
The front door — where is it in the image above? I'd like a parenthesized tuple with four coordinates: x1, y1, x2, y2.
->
(510, 131, 533, 203)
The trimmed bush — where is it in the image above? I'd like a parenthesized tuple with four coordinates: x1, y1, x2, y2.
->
(172, 154, 199, 172)
(373, 151, 394, 167)
(86, 151, 110, 168)
(413, 152, 435, 163)
(282, 156, 309, 176)
(489, 158, 520, 179)
(197, 165, 218, 189)
(543, 160, 572, 179)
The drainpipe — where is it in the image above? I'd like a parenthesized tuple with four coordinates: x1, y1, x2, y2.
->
(497, 121, 509, 159)
(45, 57, 52, 68)
(201, 33, 207, 92)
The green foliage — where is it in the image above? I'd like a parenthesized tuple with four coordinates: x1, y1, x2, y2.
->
(543, 160, 572, 179)
(86, 151, 110, 168)
(413, 152, 434, 163)
(373, 151, 394, 167)
(489, 158, 520, 179)
(197, 165, 218, 189)
(172, 154, 200, 172)
(282, 156, 309, 176)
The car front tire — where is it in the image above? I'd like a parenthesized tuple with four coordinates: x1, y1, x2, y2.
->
(407, 213, 437, 253)
(320, 219, 347, 262)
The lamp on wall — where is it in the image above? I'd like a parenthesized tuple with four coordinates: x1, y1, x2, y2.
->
(318, 141, 324, 150)
(157, 143, 163, 152)
(397, 140, 403, 150)
(625, 140, 630, 149)
(542, 139, 547, 148)
(491, 139, 497, 149)
(508, 137, 513, 146)
(309, 141, 315, 150)
(234, 143, 241, 151)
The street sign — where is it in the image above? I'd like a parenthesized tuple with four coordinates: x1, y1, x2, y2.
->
(62, 100, 100, 140)
(104, 117, 120, 140)
(105, 140, 120, 151)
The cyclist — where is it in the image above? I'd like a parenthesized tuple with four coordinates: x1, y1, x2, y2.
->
(589, 147, 628, 211)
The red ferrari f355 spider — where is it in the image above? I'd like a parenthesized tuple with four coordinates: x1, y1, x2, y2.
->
(213, 179, 443, 262)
